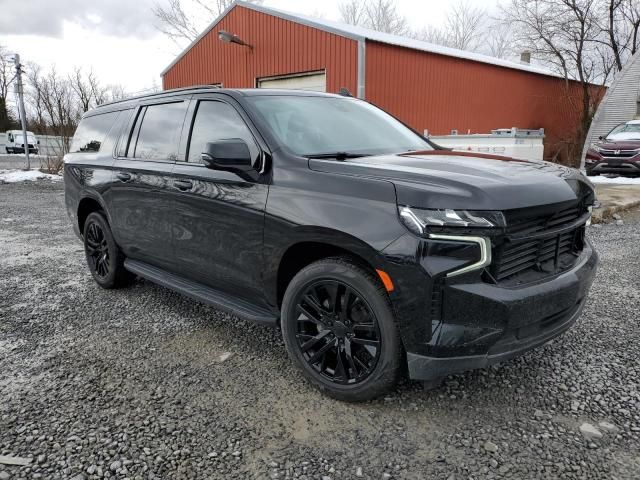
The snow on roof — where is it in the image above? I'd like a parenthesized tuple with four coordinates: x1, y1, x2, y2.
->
(161, 0, 561, 79)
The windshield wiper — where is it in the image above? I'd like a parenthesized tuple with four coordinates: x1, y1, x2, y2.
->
(303, 152, 371, 160)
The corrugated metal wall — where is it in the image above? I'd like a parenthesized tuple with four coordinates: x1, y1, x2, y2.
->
(584, 51, 640, 150)
(365, 41, 589, 162)
(162, 6, 358, 94)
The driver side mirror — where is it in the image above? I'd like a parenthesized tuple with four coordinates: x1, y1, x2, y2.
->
(201, 139, 253, 173)
(598, 136, 604, 141)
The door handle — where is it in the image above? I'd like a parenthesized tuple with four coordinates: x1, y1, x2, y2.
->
(174, 180, 193, 191)
(116, 172, 132, 182)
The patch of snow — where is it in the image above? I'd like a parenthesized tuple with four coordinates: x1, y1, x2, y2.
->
(589, 175, 640, 185)
(0, 169, 61, 183)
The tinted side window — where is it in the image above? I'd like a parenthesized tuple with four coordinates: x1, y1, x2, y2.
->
(70, 112, 119, 153)
(187, 101, 259, 164)
(134, 102, 187, 161)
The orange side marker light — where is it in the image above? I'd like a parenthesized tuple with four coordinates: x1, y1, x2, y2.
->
(376, 269, 395, 292)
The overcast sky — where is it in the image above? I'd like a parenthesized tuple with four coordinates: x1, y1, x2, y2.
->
(0, 0, 499, 95)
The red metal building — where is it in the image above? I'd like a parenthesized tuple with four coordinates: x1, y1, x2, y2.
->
(162, 1, 589, 162)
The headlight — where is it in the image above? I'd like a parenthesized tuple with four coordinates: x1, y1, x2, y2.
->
(399, 206, 505, 235)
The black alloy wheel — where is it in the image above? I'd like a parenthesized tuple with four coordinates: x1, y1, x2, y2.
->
(294, 280, 381, 385)
(85, 221, 110, 279)
(83, 211, 132, 289)
(281, 257, 402, 402)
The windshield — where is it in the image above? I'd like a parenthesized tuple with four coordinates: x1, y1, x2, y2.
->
(247, 96, 431, 157)
(607, 123, 640, 139)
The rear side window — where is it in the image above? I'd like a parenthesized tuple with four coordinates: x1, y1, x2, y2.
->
(133, 102, 187, 161)
(187, 101, 259, 163)
(70, 112, 119, 153)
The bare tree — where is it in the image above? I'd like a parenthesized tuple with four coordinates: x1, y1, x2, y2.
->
(69, 68, 113, 112)
(103, 84, 128, 103)
(70, 68, 94, 113)
(412, 1, 491, 54)
(622, 0, 640, 54)
(25, 64, 81, 155)
(486, 22, 516, 59)
(339, 0, 408, 35)
(414, 25, 451, 46)
(444, 0, 487, 51)
(0, 45, 17, 131)
(339, 0, 366, 26)
(604, 0, 626, 71)
(153, 0, 262, 46)
(501, 0, 610, 165)
(364, 0, 408, 35)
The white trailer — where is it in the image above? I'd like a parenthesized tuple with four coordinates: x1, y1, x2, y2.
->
(428, 128, 545, 162)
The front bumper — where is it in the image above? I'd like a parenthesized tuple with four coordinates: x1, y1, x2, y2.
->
(10, 147, 38, 154)
(586, 159, 640, 176)
(402, 241, 598, 381)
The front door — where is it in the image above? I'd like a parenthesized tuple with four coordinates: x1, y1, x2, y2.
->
(169, 97, 269, 305)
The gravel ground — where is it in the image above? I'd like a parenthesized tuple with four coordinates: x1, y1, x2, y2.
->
(1, 181, 639, 480)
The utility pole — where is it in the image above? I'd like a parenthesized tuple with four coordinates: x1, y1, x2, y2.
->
(12, 54, 30, 170)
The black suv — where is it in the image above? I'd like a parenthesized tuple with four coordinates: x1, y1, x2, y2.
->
(65, 87, 598, 401)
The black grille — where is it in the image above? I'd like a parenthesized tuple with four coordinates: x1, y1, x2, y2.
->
(490, 205, 587, 284)
(505, 205, 582, 236)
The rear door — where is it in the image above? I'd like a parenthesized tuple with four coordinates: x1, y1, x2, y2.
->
(109, 98, 189, 271)
(169, 95, 270, 305)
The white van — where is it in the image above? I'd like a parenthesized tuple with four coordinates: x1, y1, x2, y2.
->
(5, 130, 39, 154)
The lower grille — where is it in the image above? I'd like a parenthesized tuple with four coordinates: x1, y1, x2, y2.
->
(495, 229, 581, 281)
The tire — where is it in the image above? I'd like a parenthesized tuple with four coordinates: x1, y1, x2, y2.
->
(281, 257, 403, 402)
(83, 211, 132, 289)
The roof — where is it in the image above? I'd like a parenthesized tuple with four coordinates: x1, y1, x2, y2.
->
(161, 0, 561, 79)
(89, 86, 343, 115)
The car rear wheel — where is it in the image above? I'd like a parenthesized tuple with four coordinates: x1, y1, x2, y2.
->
(281, 257, 402, 402)
(83, 212, 132, 289)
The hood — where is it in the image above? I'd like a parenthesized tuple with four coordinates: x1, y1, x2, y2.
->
(597, 139, 640, 151)
(309, 151, 592, 211)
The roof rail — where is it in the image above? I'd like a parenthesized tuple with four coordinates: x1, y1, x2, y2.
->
(96, 85, 222, 108)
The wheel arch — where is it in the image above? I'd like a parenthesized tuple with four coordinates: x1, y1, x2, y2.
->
(77, 193, 111, 236)
(273, 228, 390, 309)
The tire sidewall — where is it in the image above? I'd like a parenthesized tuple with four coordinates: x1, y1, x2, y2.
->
(83, 212, 120, 288)
(281, 260, 401, 401)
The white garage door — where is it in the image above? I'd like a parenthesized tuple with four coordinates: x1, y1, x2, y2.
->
(257, 72, 326, 92)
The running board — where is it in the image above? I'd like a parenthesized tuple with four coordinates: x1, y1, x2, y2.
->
(124, 259, 278, 327)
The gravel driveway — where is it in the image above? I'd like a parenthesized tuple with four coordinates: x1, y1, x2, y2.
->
(1, 181, 639, 480)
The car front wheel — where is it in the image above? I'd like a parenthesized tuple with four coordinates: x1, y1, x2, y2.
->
(281, 257, 403, 402)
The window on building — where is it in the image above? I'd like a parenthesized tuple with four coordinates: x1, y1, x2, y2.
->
(187, 100, 259, 164)
(133, 101, 187, 161)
